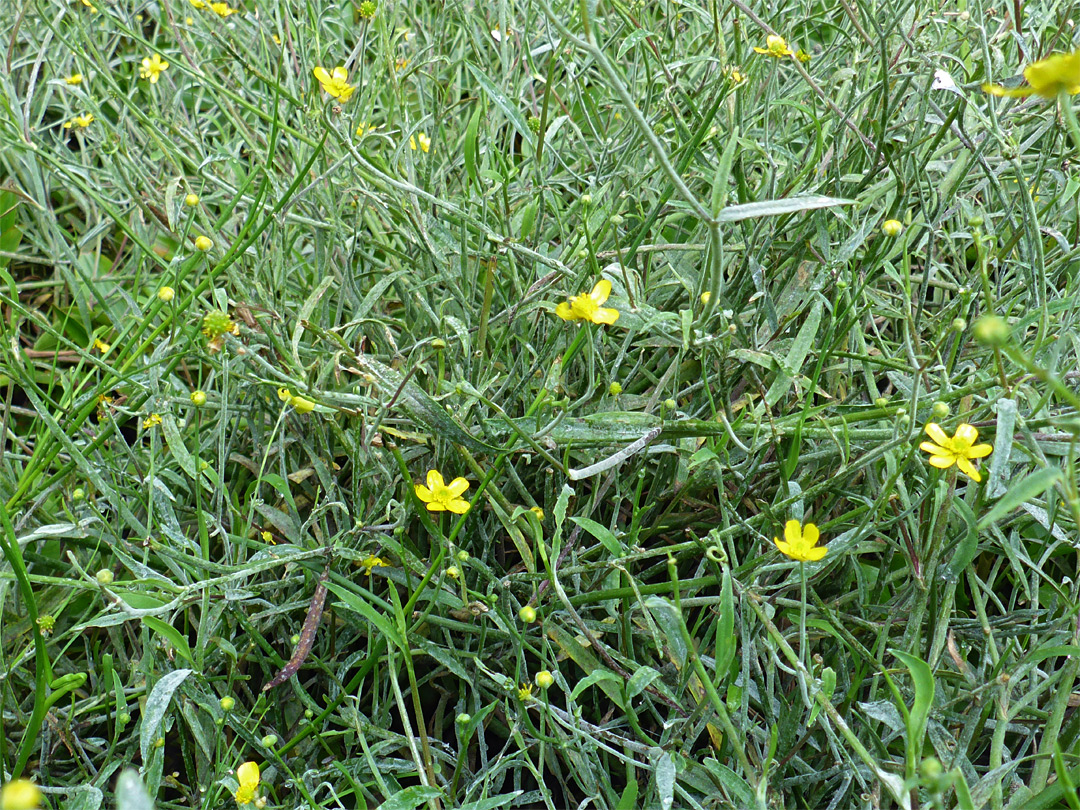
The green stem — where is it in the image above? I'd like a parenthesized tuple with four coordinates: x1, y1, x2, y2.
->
(1060, 92, 1080, 155)
(0, 502, 53, 777)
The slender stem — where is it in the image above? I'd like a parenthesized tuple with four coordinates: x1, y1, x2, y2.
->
(799, 562, 808, 670)
(1060, 91, 1080, 155)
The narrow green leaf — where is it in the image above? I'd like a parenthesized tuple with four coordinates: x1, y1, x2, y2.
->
(890, 649, 934, 772)
(465, 102, 483, 189)
(716, 195, 854, 223)
(978, 466, 1063, 530)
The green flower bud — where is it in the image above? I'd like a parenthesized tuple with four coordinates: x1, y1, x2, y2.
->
(519, 605, 537, 624)
(973, 315, 1009, 347)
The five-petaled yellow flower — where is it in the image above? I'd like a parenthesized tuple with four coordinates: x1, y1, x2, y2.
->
(143, 413, 163, 429)
(555, 279, 620, 325)
(313, 66, 355, 101)
(234, 761, 259, 805)
(63, 113, 93, 129)
(774, 519, 827, 562)
(360, 555, 389, 575)
(919, 422, 992, 482)
(983, 48, 1080, 98)
(754, 35, 793, 58)
(140, 54, 169, 83)
(210, 1, 238, 15)
(409, 132, 431, 153)
(415, 469, 471, 514)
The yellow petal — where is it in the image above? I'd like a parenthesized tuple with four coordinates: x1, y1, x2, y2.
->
(590, 278, 612, 305)
(753, 47, 768, 54)
(956, 456, 981, 482)
(774, 538, 794, 557)
(923, 422, 949, 446)
(802, 544, 827, 562)
(555, 301, 576, 320)
(313, 66, 331, 85)
(447, 477, 470, 497)
(919, 441, 948, 456)
(802, 522, 819, 548)
(446, 499, 471, 514)
(966, 443, 993, 459)
(981, 82, 1035, 98)
(1023, 50, 1080, 94)
(237, 761, 260, 790)
(426, 469, 445, 490)
(425, 501, 448, 511)
(953, 423, 979, 449)
(784, 519, 802, 545)
(414, 484, 434, 502)
(590, 307, 620, 325)
(332, 66, 348, 83)
(927, 454, 955, 469)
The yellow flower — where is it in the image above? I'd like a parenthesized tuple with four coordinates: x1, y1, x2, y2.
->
(63, 113, 94, 129)
(92, 338, 110, 353)
(919, 423, 992, 482)
(414, 469, 471, 514)
(312, 66, 355, 101)
(209, 1, 238, 16)
(529, 506, 544, 521)
(143, 413, 163, 429)
(234, 761, 260, 805)
(361, 555, 389, 575)
(774, 519, 827, 562)
(355, 121, 377, 138)
(517, 682, 534, 701)
(189, 0, 207, 7)
(409, 132, 431, 153)
(157, 286, 175, 302)
(795, 49, 812, 63)
(754, 35, 793, 58)
(140, 54, 169, 83)
(555, 279, 620, 325)
(395, 57, 410, 72)
(1, 779, 41, 810)
(80, 0, 98, 11)
(65, 73, 83, 85)
(983, 48, 1080, 98)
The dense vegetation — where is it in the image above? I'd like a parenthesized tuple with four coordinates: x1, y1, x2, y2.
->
(3, 0, 1080, 808)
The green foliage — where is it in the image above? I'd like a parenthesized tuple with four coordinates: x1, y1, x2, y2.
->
(3, 0, 1080, 807)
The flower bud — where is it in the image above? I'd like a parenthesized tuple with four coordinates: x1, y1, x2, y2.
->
(220, 696, 235, 711)
(931, 401, 950, 420)
(519, 605, 537, 623)
(96, 569, 114, 585)
(973, 315, 1009, 347)
(882, 219, 903, 237)
(190, 390, 207, 406)
(184, 193, 199, 207)
(157, 286, 175, 302)
(534, 670, 555, 689)
(194, 235, 213, 251)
